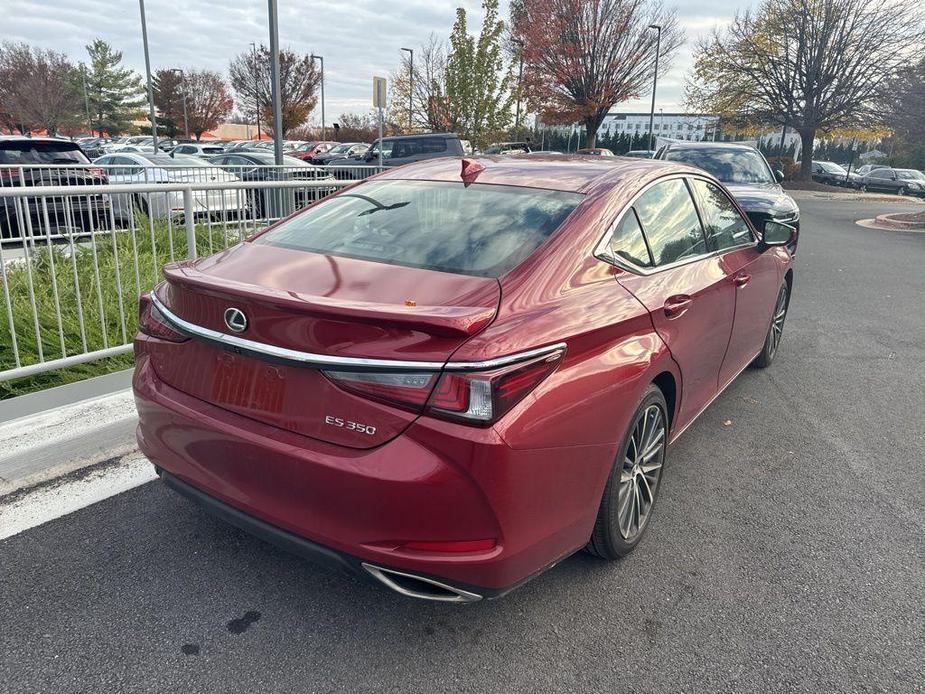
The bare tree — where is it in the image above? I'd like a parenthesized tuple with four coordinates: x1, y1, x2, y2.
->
(688, 0, 925, 178)
(0, 42, 83, 135)
(181, 70, 233, 140)
(228, 45, 320, 136)
(389, 34, 450, 132)
(511, 0, 683, 147)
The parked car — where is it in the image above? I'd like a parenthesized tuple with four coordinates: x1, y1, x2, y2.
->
(810, 161, 849, 186)
(577, 148, 615, 157)
(223, 140, 262, 152)
(624, 150, 656, 158)
(93, 152, 240, 221)
(103, 135, 155, 153)
(0, 136, 110, 240)
(134, 155, 795, 602)
(309, 142, 369, 165)
(655, 141, 800, 254)
(290, 141, 338, 161)
(329, 133, 467, 179)
(484, 141, 532, 154)
(845, 163, 878, 188)
(855, 167, 925, 197)
(207, 150, 336, 216)
(170, 143, 227, 158)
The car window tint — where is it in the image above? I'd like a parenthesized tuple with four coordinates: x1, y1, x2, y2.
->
(256, 180, 583, 277)
(633, 179, 707, 266)
(609, 209, 652, 267)
(690, 179, 753, 251)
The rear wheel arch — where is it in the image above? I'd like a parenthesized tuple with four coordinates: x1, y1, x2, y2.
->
(651, 371, 677, 432)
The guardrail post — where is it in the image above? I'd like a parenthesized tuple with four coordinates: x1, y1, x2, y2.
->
(183, 187, 196, 259)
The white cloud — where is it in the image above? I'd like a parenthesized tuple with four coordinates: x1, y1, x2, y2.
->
(3, 0, 755, 122)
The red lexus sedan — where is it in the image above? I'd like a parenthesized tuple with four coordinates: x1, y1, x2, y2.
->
(134, 155, 795, 602)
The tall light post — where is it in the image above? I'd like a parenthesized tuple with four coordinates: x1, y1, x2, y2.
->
(171, 68, 190, 140)
(81, 69, 93, 134)
(267, 0, 284, 164)
(250, 42, 261, 139)
(513, 39, 524, 141)
(311, 54, 326, 140)
(401, 47, 413, 132)
(139, 0, 158, 150)
(646, 24, 661, 152)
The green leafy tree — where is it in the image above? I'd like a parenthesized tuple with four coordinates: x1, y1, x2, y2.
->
(80, 39, 145, 136)
(444, 0, 515, 147)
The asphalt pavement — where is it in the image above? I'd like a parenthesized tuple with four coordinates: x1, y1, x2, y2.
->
(1, 195, 923, 693)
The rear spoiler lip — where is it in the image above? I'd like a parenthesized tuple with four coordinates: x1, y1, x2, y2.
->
(163, 264, 496, 338)
(149, 291, 565, 374)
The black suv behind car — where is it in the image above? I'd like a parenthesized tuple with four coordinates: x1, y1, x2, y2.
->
(655, 141, 801, 254)
(0, 136, 110, 240)
(329, 133, 465, 179)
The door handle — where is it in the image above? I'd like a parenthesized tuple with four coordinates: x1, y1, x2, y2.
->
(663, 295, 692, 319)
(733, 273, 751, 288)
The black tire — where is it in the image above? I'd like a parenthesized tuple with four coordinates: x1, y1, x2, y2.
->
(859, 184, 868, 192)
(897, 186, 907, 197)
(754, 282, 790, 369)
(586, 384, 668, 559)
(133, 194, 149, 217)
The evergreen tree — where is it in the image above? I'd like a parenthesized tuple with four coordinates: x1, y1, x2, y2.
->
(81, 39, 145, 136)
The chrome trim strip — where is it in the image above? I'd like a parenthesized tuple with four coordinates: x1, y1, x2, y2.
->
(361, 563, 482, 603)
(149, 291, 565, 373)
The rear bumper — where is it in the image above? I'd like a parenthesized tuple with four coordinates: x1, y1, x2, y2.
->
(133, 353, 610, 595)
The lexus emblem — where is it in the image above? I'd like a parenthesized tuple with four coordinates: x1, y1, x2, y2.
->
(223, 307, 248, 333)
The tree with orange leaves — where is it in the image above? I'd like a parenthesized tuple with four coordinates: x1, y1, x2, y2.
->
(511, 0, 683, 147)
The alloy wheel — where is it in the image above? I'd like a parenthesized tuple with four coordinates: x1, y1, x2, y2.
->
(767, 284, 789, 359)
(617, 404, 666, 541)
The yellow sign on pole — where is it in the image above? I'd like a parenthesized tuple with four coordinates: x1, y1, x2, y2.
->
(373, 76, 387, 109)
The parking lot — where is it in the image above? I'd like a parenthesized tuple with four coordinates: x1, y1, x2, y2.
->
(1, 194, 923, 693)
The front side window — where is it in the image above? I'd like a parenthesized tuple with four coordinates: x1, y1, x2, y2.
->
(690, 179, 753, 251)
(633, 179, 708, 266)
(255, 180, 583, 277)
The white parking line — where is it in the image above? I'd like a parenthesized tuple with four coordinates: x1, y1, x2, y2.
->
(0, 453, 157, 541)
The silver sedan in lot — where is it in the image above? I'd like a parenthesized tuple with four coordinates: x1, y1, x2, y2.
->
(93, 152, 242, 221)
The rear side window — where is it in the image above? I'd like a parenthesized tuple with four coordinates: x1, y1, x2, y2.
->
(689, 179, 753, 251)
(256, 180, 583, 277)
(632, 179, 707, 266)
(608, 209, 652, 267)
(0, 142, 89, 165)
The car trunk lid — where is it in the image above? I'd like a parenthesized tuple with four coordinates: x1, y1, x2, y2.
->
(149, 241, 499, 448)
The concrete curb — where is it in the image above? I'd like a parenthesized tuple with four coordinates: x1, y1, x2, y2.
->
(856, 218, 925, 233)
(872, 213, 925, 230)
(0, 373, 138, 497)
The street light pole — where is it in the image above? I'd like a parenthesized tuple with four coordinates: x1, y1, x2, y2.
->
(513, 39, 524, 141)
(647, 24, 661, 152)
(311, 54, 325, 140)
(267, 0, 284, 164)
(172, 68, 190, 140)
(250, 42, 261, 140)
(401, 47, 413, 132)
(81, 69, 93, 134)
(139, 0, 158, 150)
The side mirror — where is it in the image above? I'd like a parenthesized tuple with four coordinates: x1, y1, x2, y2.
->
(758, 220, 794, 252)
(773, 169, 785, 183)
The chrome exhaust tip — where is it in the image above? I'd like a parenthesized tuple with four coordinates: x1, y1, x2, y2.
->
(361, 563, 482, 603)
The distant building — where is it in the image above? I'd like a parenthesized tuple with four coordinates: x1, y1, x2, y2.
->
(598, 112, 719, 141)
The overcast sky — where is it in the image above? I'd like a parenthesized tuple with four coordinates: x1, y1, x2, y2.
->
(4, 0, 753, 125)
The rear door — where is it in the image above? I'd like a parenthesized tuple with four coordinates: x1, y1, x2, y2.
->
(689, 178, 780, 386)
(610, 177, 736, 429)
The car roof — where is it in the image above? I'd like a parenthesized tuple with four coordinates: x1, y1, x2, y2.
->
(0, 135, 79, 146)
(375, 154, 704, 194)
(662, 141, 758, 152)
(382, 132, 457, 141)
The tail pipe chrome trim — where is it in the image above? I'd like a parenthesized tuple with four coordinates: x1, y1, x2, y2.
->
(361, 563, 483, 603)
(149, 290, 566, 374)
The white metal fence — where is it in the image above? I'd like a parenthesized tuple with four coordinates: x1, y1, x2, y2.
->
(0, 164, 376, 385)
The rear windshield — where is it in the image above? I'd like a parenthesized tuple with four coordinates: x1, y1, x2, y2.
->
(0, 141, 89, 165)
(255, 180, 583, 277)
(664, 147, 774, 184)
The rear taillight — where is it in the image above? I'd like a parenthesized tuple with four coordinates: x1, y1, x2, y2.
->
(322, 347, 565, 425)
(138, 293, 188, 343)
(0, 168, 16, 180)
